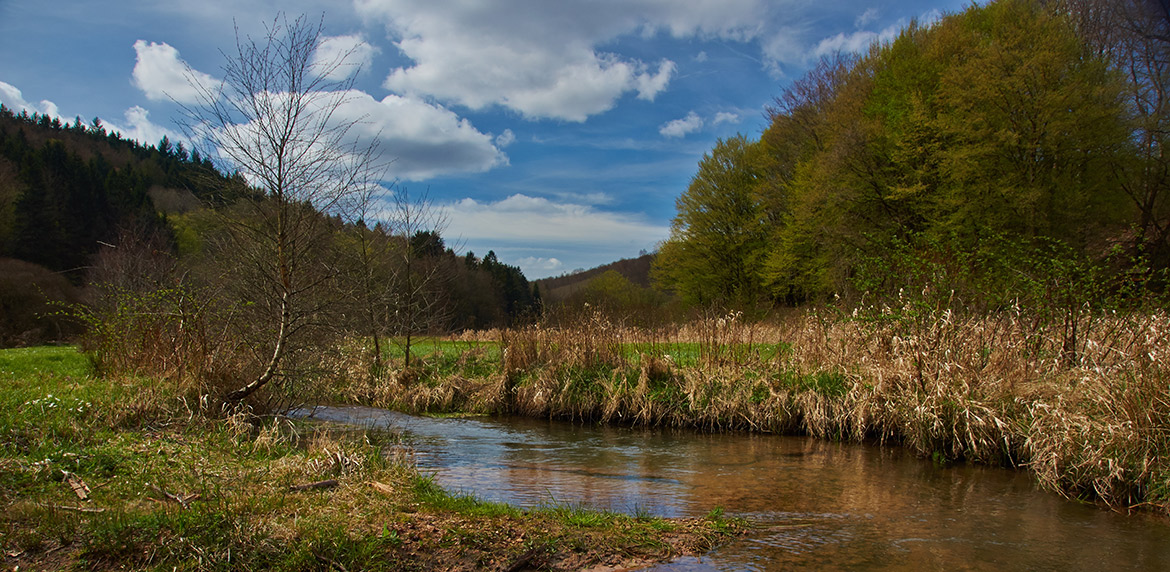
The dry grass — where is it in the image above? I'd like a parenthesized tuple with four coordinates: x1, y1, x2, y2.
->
(326, 306, 1170, 512)
(2, 347, 743, 572)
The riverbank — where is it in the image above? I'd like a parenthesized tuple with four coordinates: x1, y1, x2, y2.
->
(0, 346, 744, 571)
(326, 307, 1170, 514)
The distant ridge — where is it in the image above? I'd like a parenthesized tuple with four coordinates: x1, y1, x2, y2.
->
(536, 253, 654, 302)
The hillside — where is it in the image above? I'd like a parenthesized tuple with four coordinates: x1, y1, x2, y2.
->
(536, 253, 655, 302)
(0, 105, 235, 281)
(0, 105, 539, 347)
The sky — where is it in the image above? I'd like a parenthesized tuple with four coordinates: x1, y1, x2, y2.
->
(0, 0, 971, 279)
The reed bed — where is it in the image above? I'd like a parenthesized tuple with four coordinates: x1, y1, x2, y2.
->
(326, 305, 1170, 512)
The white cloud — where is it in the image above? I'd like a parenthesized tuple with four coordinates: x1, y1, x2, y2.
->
(103, 106, 182, 147)
(356, 0, 771, 121)
(812, 20, 903, 58)
(659, 111, 703, 138)
(440, 193, 667, 247)
(759, 25, 811, 76)
(313, 34, 377, 81)
(713, 111, 740, 125)
(336, 91, 507, 181)
(516, 256, 564, 273)
(634, 60, 676, 101)
(495, 129, 516, 148)
(132, 40, 219, 103)
(0, 81, 64, 118)
(186, 86, 504, 182)
(855, 8, 880, 29)
(439, 193, 669, 278)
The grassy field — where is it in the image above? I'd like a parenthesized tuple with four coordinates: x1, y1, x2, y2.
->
(0, 346, 743, 571)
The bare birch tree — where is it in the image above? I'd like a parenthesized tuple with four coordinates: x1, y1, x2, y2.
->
(180, 14, 382, 401)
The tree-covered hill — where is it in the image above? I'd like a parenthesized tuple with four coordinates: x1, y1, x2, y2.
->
(0, 103, 537, 347)
(0, 105, 233, 282)
(654, 0, 1170, 309)
(536, 253, 655, 301)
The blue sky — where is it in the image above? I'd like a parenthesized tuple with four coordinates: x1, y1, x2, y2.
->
(0, 0, 970, 278)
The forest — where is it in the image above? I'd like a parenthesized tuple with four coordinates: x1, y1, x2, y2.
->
(0, 104, 539, 351)
(652, 0, 1170, 314)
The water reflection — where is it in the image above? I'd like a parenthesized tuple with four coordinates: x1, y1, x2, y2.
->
(300, 406, 1170, 570)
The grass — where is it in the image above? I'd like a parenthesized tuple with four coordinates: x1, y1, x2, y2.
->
(0, 346, 745, 571)
(322, 308, 1170, 514)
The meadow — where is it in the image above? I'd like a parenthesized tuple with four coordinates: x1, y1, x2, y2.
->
(0, 346, 742, 571)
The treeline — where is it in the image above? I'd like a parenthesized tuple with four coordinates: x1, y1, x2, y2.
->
(0, 103, 537, 348)
(0, 105, 230, 281)
(653, 0, 1170, 311)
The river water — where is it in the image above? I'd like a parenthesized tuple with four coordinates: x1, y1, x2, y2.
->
(302, 405, 1170, 571)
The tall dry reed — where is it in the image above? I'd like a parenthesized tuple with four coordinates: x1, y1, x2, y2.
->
(322, 305, 1170, 512)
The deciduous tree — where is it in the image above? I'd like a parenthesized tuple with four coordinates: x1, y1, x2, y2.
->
(180, 14, 382, 401)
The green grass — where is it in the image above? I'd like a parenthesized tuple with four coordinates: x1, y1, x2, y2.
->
(0, 345, 743, 570)
(384, 337, 502, 361)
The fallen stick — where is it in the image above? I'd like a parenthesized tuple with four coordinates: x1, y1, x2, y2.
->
(42, 503, 106, 513)
(148, 483, 200, 509)
(62, 471, 90, 500)
(289, 479, 339, 492)
(368, 481, 395, 495)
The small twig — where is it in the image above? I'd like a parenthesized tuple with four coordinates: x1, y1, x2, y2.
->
(367, 481, 395, 495)
(43, 503, 106, 513)
(289, 479, 339, 492)
(148, 483, 200, 509)
(62, 470, 90, 500)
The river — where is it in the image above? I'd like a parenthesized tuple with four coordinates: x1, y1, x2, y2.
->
(301, 405, 1170, 571)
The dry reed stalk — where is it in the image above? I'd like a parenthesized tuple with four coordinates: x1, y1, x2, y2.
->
(315, 304, 1170, 511)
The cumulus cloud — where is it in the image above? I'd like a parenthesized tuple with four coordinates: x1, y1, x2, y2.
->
(103, 106, 181, 147)
(312, 34, 377, 81)
(515, 256, 564, 274)
(634, 60, 676, 101)
(811, 20, 903, 58)
(659, 111, 703, 138)
(495, 129, 516, 148)
(132, 40, 219, 103)
(334, 91, 507, 180)
(713, 111, 740, 125)
(0, 81, 64, 118)
(439, 193, 667, 247)
(356, 0, 770, 121)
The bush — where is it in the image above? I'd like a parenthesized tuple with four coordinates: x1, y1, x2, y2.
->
(0, 258, 84, 347)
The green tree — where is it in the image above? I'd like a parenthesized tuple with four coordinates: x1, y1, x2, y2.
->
(928, 0, 1130, 247)
(758, 0, 1132, 301)
(653, 135, 771, 307)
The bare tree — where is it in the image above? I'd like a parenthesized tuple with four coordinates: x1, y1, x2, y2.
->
(387, 187, 449, 370)
(1058, 0, 1170, 270)
(337, 185, 448, 374)
(180, 14, 382, 401)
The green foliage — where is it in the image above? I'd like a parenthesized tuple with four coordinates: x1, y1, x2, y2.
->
(655, 0, 1145, 310)
(0, 104, 229, 284)
(653, 135, 772, 308)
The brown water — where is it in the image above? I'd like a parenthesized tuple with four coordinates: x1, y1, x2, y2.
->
(301, 405, 1170, 571)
